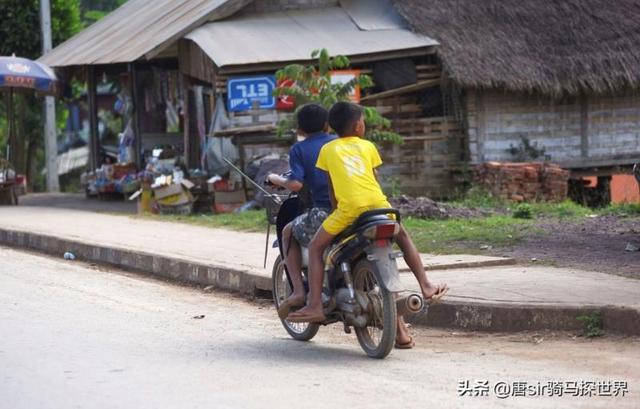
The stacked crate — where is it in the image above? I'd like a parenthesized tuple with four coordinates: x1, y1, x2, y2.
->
(474, 162, 570, 202)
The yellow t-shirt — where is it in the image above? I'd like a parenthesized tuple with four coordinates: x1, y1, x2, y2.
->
(316, 136, 387, 213)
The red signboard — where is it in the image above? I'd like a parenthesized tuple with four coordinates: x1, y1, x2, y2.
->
(276, 78, 296, 110)
(275, 70, 362, 111)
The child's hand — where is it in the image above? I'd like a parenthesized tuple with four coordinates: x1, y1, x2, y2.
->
(265, 174, 277, 187)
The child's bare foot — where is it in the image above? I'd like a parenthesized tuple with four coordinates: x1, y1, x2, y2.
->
(395, 318, 414, 349)
(277, 294, 306, 320)
(286, 305, 326, 323)
(421, 282, 449, 303)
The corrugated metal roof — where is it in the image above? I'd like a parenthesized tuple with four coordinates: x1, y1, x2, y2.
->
(39, 0, 250, 67)
(339, 0, 407, 30)
(185, 6, 438, 69)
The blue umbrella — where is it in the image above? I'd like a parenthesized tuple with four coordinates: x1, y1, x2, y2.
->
(0, 54, 58, 95)
(1, 55, 59, 161)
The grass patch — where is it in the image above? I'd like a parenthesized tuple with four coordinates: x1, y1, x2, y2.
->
(138, 210, 267, 232)
(131, 194, 638, 256)
(403, 215, 534, 254)
(598, 203, 640, 217)
(450, 186, 507, 209)
(527, 200, 593, 219)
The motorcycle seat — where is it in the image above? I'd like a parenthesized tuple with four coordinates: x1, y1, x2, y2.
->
(333, 208, 400, 243)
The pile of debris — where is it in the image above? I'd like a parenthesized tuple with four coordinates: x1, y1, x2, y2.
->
(474, 162, 570, 202)
(389, 195, 490, 219)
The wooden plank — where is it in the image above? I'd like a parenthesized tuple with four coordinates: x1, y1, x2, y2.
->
(360, 79, 440, 102)
(214, 123, 277, 136)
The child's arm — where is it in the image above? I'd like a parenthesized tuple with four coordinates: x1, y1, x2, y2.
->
(266, 174, 303, 192)
(328, 175, 337, 211)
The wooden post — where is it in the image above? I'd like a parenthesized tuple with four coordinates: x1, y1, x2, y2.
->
(476, 91, 486, 163)
(181, 74, 192, 168)
(87, 66, 100, 171)
(128, 62, 142, 168)
(580, 94, 589, 158)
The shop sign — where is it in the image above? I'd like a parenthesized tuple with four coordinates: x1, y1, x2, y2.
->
(227, 75, 276, 112)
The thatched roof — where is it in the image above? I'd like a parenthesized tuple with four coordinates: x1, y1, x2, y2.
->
(393, 0, 640, 94)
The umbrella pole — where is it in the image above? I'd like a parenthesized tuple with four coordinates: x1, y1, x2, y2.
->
(5, 89, 14, 161)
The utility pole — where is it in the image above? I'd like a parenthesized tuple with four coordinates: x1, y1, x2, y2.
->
(40, 0, 60, 192)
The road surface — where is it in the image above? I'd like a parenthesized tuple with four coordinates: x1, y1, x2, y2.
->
(0, 246, 637, 409)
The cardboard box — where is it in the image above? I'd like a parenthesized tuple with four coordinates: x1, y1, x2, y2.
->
(153, 183, 183, 200)
(208, 179, 240, 193)
(157, 190, 193, 206)
(180, 179, 195, 190)
(214, 189, 246, 204)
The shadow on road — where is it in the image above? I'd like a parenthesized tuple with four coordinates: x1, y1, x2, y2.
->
(19, 193, 136, 214)
(208, 337, 378, 365)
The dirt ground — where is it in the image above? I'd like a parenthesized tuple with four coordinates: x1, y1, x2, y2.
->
(490, 215, 640, 279)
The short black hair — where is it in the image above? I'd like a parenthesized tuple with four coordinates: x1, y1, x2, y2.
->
(296, 103, 328, 134)
(328, 102, 364, 136)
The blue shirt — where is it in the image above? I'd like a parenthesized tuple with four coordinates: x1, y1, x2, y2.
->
(288, 132, 336, 209)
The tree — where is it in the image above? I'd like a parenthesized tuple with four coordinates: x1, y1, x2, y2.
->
(273, 49, 402, 144)
(80, 0, 127, 26)
(0, 0, 82, 189)
(0, 0, 81, 59)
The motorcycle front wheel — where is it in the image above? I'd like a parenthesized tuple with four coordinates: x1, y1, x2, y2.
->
(272, 255, 320, 341)
(353, 258, 397, 359)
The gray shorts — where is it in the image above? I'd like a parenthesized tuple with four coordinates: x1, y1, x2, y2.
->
(291, 207, 330, 247)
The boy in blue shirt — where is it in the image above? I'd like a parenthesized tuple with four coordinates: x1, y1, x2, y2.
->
(267, 104, 336, 318)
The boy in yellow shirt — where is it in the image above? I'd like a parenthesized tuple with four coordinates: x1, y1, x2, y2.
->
(288, 102, 447, 346)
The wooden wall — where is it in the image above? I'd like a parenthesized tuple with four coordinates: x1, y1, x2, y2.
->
(365, 93, 466, 198)
(467, 89, 640, 169)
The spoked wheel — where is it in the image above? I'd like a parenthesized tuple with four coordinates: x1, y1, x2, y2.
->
(353, 258, 397, 359)
(272, 255, 319, 341)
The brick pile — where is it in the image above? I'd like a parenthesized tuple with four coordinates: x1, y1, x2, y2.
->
(474, 162, 570, 202)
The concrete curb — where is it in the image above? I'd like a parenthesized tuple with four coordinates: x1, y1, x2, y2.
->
(409, 300, 640, 336)
(1, 228, 637, 335)
(401, 257, 518, 272)
(0, 228, 271, 296)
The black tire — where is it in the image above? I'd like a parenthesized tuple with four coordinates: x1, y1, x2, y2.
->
(272, 255, 320, 341)
(353, 258, 397, 359)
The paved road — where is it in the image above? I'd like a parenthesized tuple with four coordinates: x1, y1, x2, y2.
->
(0, 247, 638, 409)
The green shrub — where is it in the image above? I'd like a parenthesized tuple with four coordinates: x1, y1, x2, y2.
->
(577, 311, 605, 338)
(513, 203, 533, 219)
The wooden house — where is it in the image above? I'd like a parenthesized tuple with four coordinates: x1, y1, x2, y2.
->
(393, 0, 640, 198)
(40, 0, 449, 197)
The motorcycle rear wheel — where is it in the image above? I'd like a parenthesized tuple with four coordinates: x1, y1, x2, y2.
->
(272, 255, 320, 341)
(353, 258, 397, 359)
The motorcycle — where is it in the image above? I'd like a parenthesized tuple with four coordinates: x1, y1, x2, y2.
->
(271, 194, 425, 359)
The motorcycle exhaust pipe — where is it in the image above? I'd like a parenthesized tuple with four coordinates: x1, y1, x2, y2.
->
(396, 293, 424, 316)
